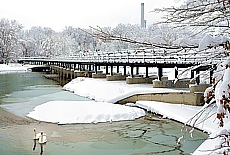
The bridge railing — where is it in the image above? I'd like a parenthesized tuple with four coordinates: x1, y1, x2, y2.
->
(63, 51, 209, 64)
(18, 49, 222, 65)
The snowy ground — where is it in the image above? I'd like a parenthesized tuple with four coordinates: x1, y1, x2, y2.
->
(1, 64, 229, 155)
(0, 63, 38, 73)
(0, 63, 29, 73)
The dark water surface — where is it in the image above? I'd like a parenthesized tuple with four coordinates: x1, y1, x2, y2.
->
(0, 72, 208, 155)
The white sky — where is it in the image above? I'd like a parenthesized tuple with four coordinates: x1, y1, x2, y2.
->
(0, 0, 180, 31)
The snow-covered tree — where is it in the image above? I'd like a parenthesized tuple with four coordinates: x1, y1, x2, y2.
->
(0, 18, 23, 63)
(155, 0, 230, 154)
(19, 27, 60, 57)
(159, 0, 230, 122)
(157, 0, 230, 34)
(18, 29, 37, 57)
(153, 0, 230, 49)
(35, 27, 55, 57)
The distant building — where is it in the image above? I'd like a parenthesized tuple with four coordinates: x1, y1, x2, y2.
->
(141, 3, 146, 28)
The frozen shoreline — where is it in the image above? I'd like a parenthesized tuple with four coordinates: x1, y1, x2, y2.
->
(0, 64, 228, 155)
(61, 77, 230, 155)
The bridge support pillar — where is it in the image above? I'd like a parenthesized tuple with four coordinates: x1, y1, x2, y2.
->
(191, 70, 194, 79)
(124, 66, 126, 76)
(110, 65, 113, 75)
(131, 66, 134, 77)
(146, 67, 149, 78)
(95, 64, 98, 74)
(117, 66, 119, 73)
(73, 64, 76, 70)
(136, 67, 139, 75)
(106, 65, 109, 74)
(59, 67, 64, 85)
(79, 64, 82, 70)
(175, 67, 178, 79)
(158, 67, 163, 81)
(196, 70, 200, 85)
(81, 64, 85, 71)
(91, 64, 93, 71)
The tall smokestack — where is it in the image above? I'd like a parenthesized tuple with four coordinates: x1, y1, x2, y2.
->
(141, 3, 145, 28)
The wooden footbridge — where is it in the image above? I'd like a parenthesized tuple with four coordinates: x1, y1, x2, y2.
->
(16, 50, 220, 106)
(17, 50, 217, 85)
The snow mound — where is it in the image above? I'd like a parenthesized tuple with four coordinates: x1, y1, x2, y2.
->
(27, 101, 146, 124)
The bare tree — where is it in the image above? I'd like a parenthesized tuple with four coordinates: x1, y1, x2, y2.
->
(155, 0, 230, 35)
(153, 1, 230, 154)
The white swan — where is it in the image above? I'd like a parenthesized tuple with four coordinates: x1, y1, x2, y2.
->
(38, 131, 47, 144)
(33, 128, 41, 140)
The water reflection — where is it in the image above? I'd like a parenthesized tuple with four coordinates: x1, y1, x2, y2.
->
(33, 138, 45, 155)
(40, 144, 44, 155)
(32, 129, 47, 155)
(33, 139, 36, 151)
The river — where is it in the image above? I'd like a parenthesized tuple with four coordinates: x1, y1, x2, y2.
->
(0, 72, 207, 155)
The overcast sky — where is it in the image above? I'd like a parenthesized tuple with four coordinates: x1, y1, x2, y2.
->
(0, 0, 180, 31)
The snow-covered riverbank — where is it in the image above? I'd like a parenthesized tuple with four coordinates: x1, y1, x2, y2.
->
(0, 63, 29, 73)
(0, 63, 39, 73)
(1, 63, 228, 154)
(61, 78, 230, 155)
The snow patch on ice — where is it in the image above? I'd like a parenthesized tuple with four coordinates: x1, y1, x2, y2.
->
(27, 101, 146, 124)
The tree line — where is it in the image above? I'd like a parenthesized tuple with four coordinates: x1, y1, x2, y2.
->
(0, 18, 197, 64)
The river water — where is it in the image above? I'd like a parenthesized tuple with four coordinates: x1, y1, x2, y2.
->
(0, 72, 208, 155)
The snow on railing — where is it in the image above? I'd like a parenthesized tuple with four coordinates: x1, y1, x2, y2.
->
(18, 49, 221, 65)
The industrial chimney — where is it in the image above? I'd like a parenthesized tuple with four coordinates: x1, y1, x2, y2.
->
(141, 3, 146, 28)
